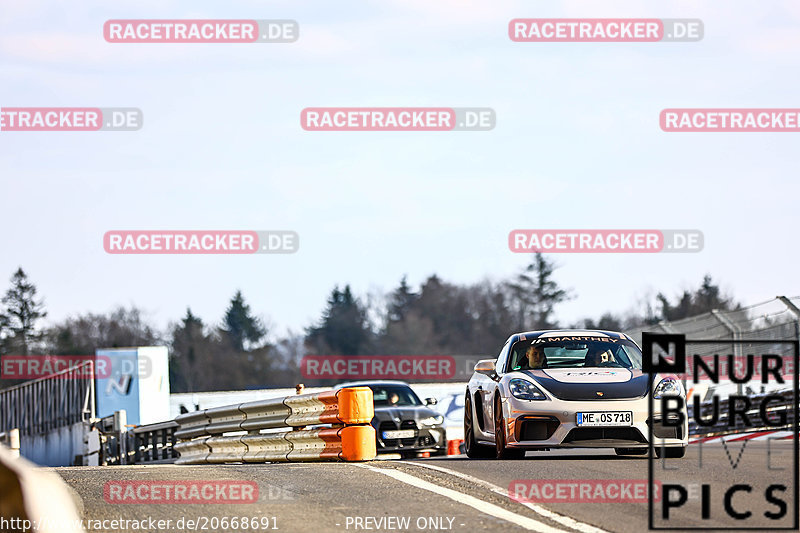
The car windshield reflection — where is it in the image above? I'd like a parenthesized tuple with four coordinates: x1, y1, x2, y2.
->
(370, 385, 422, 407)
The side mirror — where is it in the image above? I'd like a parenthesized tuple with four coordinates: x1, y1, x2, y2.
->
(474, 359, 496, 376)
(425, 398, 438, 406)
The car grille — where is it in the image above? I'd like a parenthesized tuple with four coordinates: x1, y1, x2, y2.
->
(563, 427, 647, 443)
(648, 417, 684, 440)
(378, 420, 421, 448)
(378, 421, 400, 447)
(400, 420, 418, 446)
(516, 416, 559, 441)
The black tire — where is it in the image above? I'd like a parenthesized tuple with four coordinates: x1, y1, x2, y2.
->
(656, 446, 686, 459)
(464, 393, 494, 458)
(494, 396, 526, 459)
(615, 448, 648, 456)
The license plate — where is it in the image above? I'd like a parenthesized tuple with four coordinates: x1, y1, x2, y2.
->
(576, 411, 633, 427)
(382, 429, 415, 439)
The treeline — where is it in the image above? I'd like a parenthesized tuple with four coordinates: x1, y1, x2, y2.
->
(0, 256, 739, 391)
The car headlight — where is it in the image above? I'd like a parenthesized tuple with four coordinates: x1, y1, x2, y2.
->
(509, 378, 547, 400)
(653, 377, 683, 399)
(419, 415, 444, 427)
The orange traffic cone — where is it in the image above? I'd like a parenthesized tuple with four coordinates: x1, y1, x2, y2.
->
(447, 439, 464, 455)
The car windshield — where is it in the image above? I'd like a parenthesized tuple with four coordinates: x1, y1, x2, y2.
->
(369, 385, 422, 407)
(506, 336, 643, 371)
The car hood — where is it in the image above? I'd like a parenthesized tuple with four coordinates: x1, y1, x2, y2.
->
(372, 406, 440, 423)
(519, 368, 650, 400)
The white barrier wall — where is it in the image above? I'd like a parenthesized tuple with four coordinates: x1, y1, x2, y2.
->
(20, 422, 93, 467)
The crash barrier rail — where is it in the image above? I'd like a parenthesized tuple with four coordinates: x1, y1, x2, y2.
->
(127, 420, 180, 464)
(0, 360, 95, 436)
(688, 388, 797, 438)
(95, 412, 179, 465)
(174, 387, 376, 464)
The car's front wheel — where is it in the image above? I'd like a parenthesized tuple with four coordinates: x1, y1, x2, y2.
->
(464, 393, 494, 458)
(494, 396, 526, 459)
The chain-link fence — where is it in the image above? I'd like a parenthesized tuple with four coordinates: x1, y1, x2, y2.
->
(627, 296, 800, 438)
(627, 296, 800, 362)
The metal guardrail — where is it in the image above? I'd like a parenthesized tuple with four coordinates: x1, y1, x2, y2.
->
(0, 360, 95, 436)
(128, 420, 179, 464)
(96, 412, 179, 465)
(174, 387, 376, 464)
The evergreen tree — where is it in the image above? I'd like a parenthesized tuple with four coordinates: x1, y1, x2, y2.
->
(412, 275, 472, 352)
(222, 290, 266, 351)
(386, 276, 417, 324)
(306, 285, 371, 355)
(657, 275, 738, 321)
(506, 253, 571, 329)
(169, 308, 207, 391)
(0, 267, 47, 355)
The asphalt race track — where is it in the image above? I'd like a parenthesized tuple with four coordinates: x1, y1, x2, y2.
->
(54, 441, 797, 533)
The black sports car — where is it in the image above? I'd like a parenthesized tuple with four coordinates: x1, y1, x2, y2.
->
(337, 380, 446, 457)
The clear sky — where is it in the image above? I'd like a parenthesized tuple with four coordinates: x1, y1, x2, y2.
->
(1, 0, 799, 338)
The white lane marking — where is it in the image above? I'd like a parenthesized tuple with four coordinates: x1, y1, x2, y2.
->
(399, 461, 608, 533)
(357, 464, 570, 533)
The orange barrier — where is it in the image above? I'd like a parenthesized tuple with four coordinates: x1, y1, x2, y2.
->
(447, 439, 464, 456)
(174, 387, 376, 464)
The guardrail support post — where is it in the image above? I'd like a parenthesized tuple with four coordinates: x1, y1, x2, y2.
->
(8, 428, 20, 459)
(712, 309, 743, 395)
(778, 295, 800, 341)
(113, 410, 128, 465)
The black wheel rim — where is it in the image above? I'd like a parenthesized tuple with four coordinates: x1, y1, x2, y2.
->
(495, 399, 504, 456)
(464, 396, 474, 451)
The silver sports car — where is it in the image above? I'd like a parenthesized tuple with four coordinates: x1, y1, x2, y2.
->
(464, 330, 688, 459)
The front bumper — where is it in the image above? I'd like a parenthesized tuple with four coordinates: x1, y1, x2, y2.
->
(502, 395, 688, 449)
(375, 425, 446, 453)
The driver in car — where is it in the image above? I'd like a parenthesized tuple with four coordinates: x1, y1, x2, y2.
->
(585, 348, 616, 367)
(523, 345, 548, 369)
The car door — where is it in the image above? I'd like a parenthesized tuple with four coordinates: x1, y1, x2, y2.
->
(479, 337, 512, 438)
